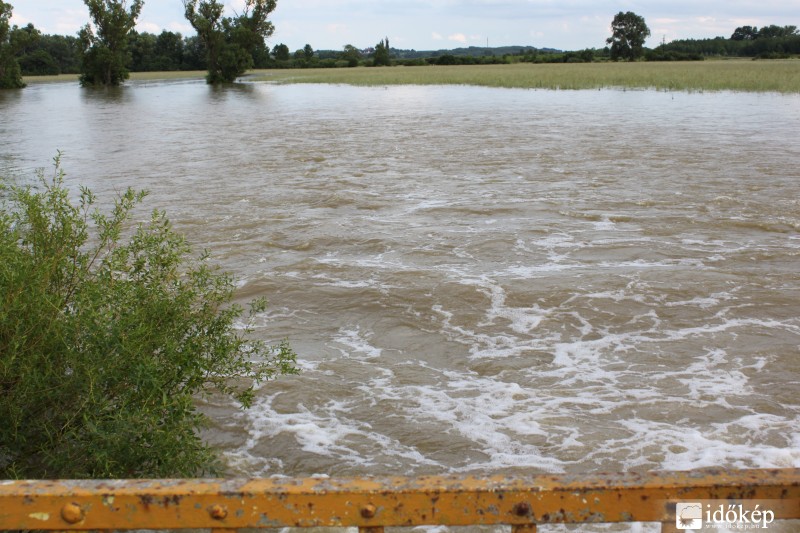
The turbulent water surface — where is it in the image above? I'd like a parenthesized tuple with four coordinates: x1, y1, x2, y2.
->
(2, 81, 799, 490)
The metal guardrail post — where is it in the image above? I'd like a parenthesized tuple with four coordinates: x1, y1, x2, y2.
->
(0, 468, 797, 531)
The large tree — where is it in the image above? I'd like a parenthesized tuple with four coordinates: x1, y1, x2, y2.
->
(272, 42, 289, 61)
(183, 0, 276, 84)
(373, 37, 390, 66)
(606, 11, 650, 61)
(731, 25, 759, 41)
(79, 0, 143, 86)
(0, 1, 25, 88)
(340, 44, 361, 67)
(756, 24, 798, 39)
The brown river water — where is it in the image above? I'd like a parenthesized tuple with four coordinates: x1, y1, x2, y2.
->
(1, 80, 799, 529)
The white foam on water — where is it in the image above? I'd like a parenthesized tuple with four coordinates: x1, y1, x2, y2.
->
(230, 392, 439, 476)
(315, 250, 414, 273)
(530, 233, 583, 249)
(214, 88, 800, 484)
(664, 295, 725, 309)
(503, 262, 583, 275)
(401, 198, 452, 214)
(597, 258, 706, 270)
(411, 257, 800, 474)
(464, 277, 548, 335)
(332, 326, 383, 360)
(357, 347, 783, 476)
(394, 365, 568, 473)
(623, 417, 800, 471)
(593, 215, 617, 231)
(315, 278, 374, 289)
(678, 348, 752, 401)
(662, 316, 800, 340)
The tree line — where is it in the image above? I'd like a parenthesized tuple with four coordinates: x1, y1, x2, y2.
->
(652, 25, 800, 60)
(0, 0, 281, 87)
(2, 2, 799, 86)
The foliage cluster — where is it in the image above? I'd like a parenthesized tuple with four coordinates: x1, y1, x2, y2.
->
(268, 43, 600, 69)
(78, 0, 143, 86)
(128, 30, 205, 72)
(14, 29, 191, 76)
(9, 30, 80, 76)
(373, 37, 390, 66)
(183, 0, 276, 84)
(731, 25, 798, 41)
(423, 48, 600, 65)
(0, 1, 24, 88)
(656, 32, 800, 59)
(0, 157, 297, 478)
(606, 11, 651, 61)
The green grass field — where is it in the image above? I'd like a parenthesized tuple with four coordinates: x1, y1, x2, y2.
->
(23, 60, 799, 93)
(251, 60, 800, 93)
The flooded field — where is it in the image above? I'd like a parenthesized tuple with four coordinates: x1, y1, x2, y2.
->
(2, 81, 799, 511)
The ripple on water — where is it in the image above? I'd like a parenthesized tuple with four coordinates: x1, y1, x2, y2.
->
(3, 82, 800, 480)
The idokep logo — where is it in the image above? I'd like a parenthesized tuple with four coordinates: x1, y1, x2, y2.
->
(674, 501, 778, 530)
(676, 502, 703, 530)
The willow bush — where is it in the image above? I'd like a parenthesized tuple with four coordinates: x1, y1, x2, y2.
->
(0, 155, 297, 479)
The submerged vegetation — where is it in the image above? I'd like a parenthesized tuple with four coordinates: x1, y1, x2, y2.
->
(22, 59, 800, 93)
(252, 60, 800, 93)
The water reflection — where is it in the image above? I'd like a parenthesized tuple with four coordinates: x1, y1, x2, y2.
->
(79, 84, 135, 104)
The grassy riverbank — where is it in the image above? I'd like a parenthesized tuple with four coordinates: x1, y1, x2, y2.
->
(252, 60, 800, 93)
(23, 60, 798, 92)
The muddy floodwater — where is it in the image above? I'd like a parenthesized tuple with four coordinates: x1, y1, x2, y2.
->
(2, 81, 799, 489)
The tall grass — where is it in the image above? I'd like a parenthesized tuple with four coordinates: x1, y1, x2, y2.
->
(252, 60, 800, 93)
(23, 61, 799, 93)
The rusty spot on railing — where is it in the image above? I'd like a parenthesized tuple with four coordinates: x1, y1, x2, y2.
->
(209, 503, 228, 520)
(0, 468, 797, 531)
(59, 503, 83, 524)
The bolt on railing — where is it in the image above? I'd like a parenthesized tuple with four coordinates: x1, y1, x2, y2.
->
(1, 468, 798, 532)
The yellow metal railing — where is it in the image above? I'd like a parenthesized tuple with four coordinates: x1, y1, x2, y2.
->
(1, 468, 798, 532)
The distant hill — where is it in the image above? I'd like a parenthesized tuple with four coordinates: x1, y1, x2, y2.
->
(391, 45, 561, 59)
(317, 45, 562, 60)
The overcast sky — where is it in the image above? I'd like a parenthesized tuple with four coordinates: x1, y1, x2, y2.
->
(8, 0, 798, 52)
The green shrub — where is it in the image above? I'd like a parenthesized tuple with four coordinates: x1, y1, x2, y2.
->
(0, 155, 297, 479)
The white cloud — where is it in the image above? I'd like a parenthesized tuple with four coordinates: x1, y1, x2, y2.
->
(6, 0, 800, 52)
(167, 22, 193, 35)
(326, 23, 348, 34)
(136, 21, 161, 34)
